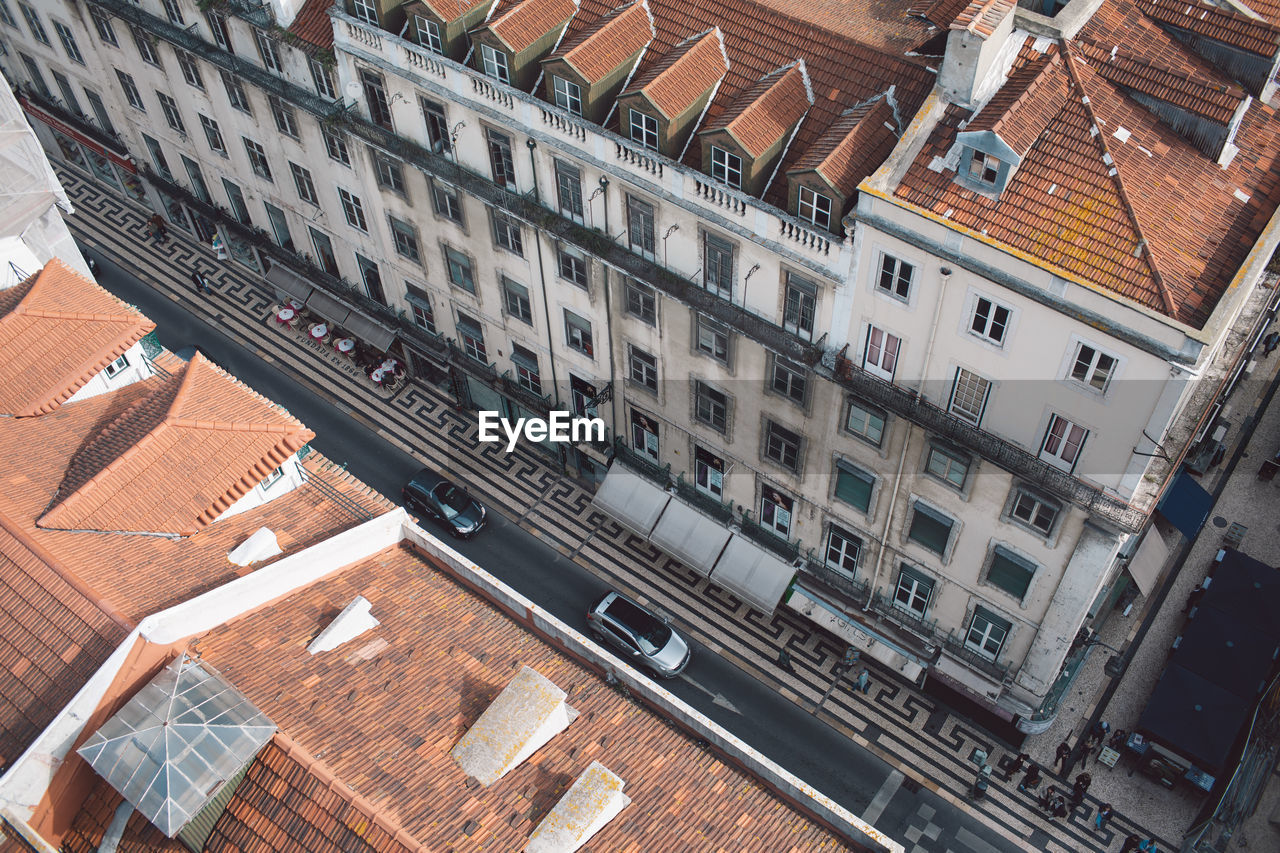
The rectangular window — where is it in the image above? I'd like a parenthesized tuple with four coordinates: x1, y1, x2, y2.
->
(503, 277, 532, 324)
(826, 525, 862, 578)
(491, 210, 524, 256)
(131, 25, 159, 64)
(457, 313, 487, 362)
(143, 134, 171, 179)
(703, 232, 734, 296)
(834, 462, 873, 513)
(356, 253, 385, 303)
(877, 253, 914, 301)
(925, 444, 969, 489)
(323, 126, 351, 165)
(694, 446, 725, 499)
(555, 160, 584, 221)
(771, 357, 806, 405)
(309, 59, 336, 99)
(103, 353, 130, 378)
(797, 185, 832, 230)
(206, 11, 232, 52)
(161, 0, 184, 25)
(564, 310, 593, 357)
(360, 68, 393, 130)
(221, 70, 251, 114)
(20, 54, 51, 100)
(339, 188, 367, 231)
(710, 145, 742, 189)
(444, 246, 474, 293)
(512, 344, 542, 394)
(1040, 414, 1088, 472)
(243, 138, 272, 180)
(407, 289, 436, 334)
(894, 565, 934, 616)
(0, 0, 12, 28)
(486, 128, 515, 187)
(414, 15, 443, 53)
(760, 490, 794, 538)
(965, 607, 1011, 660)
(372, 152, 406, 196)
(352, 0, 379, 25)
(626, 196, 655, 259)
(549, 247, 586, 290)
(309, 228, 338, 275)
(1070, 343, 1118, 392)
(967, 150, 1001, 186)
(570, 375, 599, 418)
(1010, 489, 1058, 536)
(175, 49, 203, 89)
(85, 89, 116, 137)
(908, 503, 953, 555)
(290, 162, 319, 205)
(764, 420, 802, 471)
(421, 97, 449, 152)
(255, 29, 283, 74)
(195, 116, 227, 159)
(971, 296, 1010, 345)
(864, 326, 900, 381)
(19, 3, 48, 44)
(845, 398, 886, 446)
(157, 91, 185, 132)
(222, 178, 251, 224)
(630, 110, 658, 151)
(117, 70, 144, 111)
(263, 201, 294, 250)
(480, 44, 510, 83)
(625, 280, 656, 325)
(89, 8, 117, 45)
(53, 71, 83, 116)
(552, 76, 582, 115)
(949, 368, 991, 426)
(695, 315, 729, 363)
(181, 155, 211, 203)
(53, 21, 84, 64)
(431, 180, 463, 222)
(269, 96, 299, 138)
(630, 410, 659, 460)
(783, 273, 817, 340)
(388, 215, 421, 262)
(694, 382, 728, 432)
(629, 346, 657, 391)
(987, 547, 1036, 600)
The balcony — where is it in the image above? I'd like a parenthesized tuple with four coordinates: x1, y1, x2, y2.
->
(612, 437, 672, 487)
(797, 560, 870, 608)
(673, 474, 735, 524)
(18, 88, 129, 155)
(942, 631, 1012, 683)
(737, 512, 801, 562)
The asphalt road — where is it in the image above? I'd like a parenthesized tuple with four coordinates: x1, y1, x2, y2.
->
(83, 243, 1022, 852)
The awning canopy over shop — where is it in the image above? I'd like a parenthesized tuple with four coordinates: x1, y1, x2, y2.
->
(649, 498, 732, 577)
(711, 536, 797, 615)
(343, 310, 396, 352)
(304, 289, 350, 326)
(1127, 526, 1171, 597)
(590, 465, 670, 537)
(1157, 468, 1214, 540)
(264, 262, 312, 304)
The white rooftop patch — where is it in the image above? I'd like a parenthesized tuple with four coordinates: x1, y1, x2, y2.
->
(307, 595, 380, 654)
(1113, 126, 1131, 144)
(526, 762, 630, 853)
(227, 527, 282, 567)
(452, 666, 579, 786)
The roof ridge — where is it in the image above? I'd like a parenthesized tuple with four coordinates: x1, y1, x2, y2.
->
(1063, 46, 1179, 316)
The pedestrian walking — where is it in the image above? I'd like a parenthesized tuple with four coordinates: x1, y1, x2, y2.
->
(146, 214, 168, 244)
(1074, 772, 1092, 799)
(190, 270, 211, 296)
(777, 647, 794, 673)
(1095, 803, 1114, 831)
(1003, 751, 1030, 780)
(1055, 740, 1071, 771)
(1019, 763, 1042, 792)
(1263, 330, 1279, 357)
(1047, 792, 1067, 821)
(854, 668, 871, 694)
(1137, 840, 1159, 853)
(1120, 835, 1142, 853)
(1039, 785, 1057, 812)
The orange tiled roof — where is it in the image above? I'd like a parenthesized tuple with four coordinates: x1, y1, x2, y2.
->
(418, 0, 494, 22)
(0, 260, 153, 418)
(286, 0, 334, 50)
(921, 0, 973, 29)
(700, 62, 812, 158)
(950, 0, 1015, 36)
(193, 544, 850, 851)
(1136, 0, 1280, 56)
(61, 777, 187, 853)
(551, 1, 654, 83)
(966, 52, 1071, 156)
(487, 0, 579, 53)
(37, 353, 314, 536)
(790, 95, 899, 197)
(620, 27, 727, 118)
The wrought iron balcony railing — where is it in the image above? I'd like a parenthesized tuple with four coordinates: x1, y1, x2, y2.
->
(673, 474, 735, 523)
(797, 560, 871, 608)
(942, 631, 1012, 682)
(612, 437, 673, 487)
(18, 88, 129, 154)
(737, 512, 801, 562)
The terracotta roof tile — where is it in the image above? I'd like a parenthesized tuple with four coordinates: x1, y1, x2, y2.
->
(790, 96, 899, 196)
(550, 1, 654, 83)
(1136, 0, 1280, 56)
(950, 0, 1015, 36)
(967, 52, 1071, 156)
(921, 0, 973, 29)
(286, 0, 335, 51)
(37, 353, 314, 536)
(61, 778, 187, 853)
(195, 544, 850, 851)
(0, 261, 153, 418)
(620, 27, 727, 118)
(487, 0, 579, 53)
(1075, 41, 1243, 125)
(701, 62, 812, 158)
(417, 0, 494, 23)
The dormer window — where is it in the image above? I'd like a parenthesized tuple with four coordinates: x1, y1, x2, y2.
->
(710, 146, 742, 189)
(630, 110, 658, 151)
(352, 0, 379, 26)
(480, 44, 510, 83)
(552, 76, 582, 116)
(797, 186, 832, 229)
(414, 15, 442, 53)
(966, 149, 1001, 186)
(104, 353, 130, 379)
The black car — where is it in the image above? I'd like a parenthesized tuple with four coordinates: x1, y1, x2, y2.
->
(402, 468, 486, 538)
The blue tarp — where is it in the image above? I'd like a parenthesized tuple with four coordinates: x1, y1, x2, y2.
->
(1157, 468, 1214, 539)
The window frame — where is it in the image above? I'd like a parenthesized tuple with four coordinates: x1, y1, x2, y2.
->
(1008, 487, 1059, 537)
(352, 0, 379, 25)
(1069, 341, 1119, 394)
(502, 277, 533, 324)
(630, 409, 659, 460)
(309, 59, 336, 99)
(557, 245, 589, 289)
(372, 151, 407, 197)
(876, 252, 914, 302)
(625, 280, 656, 325)
(255, 28, 284, 74)
(710, 145, 743, 189)
(269, 95, 299, 139)
(387, 215, 422, 263)
(414, 15, 443, 53)
(206, 11, 233, 52)
(52, 70, 83, 116)
(694, 381, 729, 433)
(844, 398, 886, 447)
(825, 524, 862, 579)
(626, 195, 656, 259)
(770, 356, 807, 406)
(907, 501, 954, 556)
(175, 49, 204, 90)
(763, 419, 803, 472)
(457, 313, 487, 363)
(338, 188, 368, 232)
(694, 446, 725, 499)
(161, 0, 184, 25)
(512, 344, 542, 394)
(430, 179, 464, 223)
(984, 545, 1037, 601)
(323, 126, 351, 165)
(490, 209, 524, 256)
(629, 109, 658, 151)
(221, 70, 252, 114)
(157, 91, 186, 133)
(695, 314, 730, 364)
(117, 70, 144, 111)
(444, 246, 475, 293)
(863, 325, 901, 381)
(894, 564, 934, 617)
(564, 309, 594, 357)
(89, 7, 117, 45)
(1040, 413, 1088, 473)
(131, 24, 158, 64)
(966, 149, 1002, 187)
(797, 185, 833, 229)
(85, 89, 117, 137)
(760, 489, 795, 538)
(290, 161, 319, 205)
(783, 272, 817, 341)
(486, 127, 516, 187)
(552, 75, 583, 116)
(628, 345, 658, 392)
(103, 353, 130, 378)
(949, 367, 991, 426)
(19, 3, 48, 45)
(833, 460, 874, 514)
(53, 20, 85, 65)
(555, 159, 584, 222)
(965, 606, 1011, 660)
(243, 137, 273, 181)
(480, 43, 510, 83)
(924, 442, 970, 490)
(421, 97, 450, 153)
(970, 295, 1011, 346)
(702, 231, 735, 297)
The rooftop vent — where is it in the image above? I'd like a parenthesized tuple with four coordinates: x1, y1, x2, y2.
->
(451, 666, 578, 786)
(307, 596, 380, 654)
(526, 762, 630, 853)
(227, 527, 282, 567)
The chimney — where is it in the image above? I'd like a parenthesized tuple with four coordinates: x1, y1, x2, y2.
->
(452, 666, 579, 786)
(525, 762, 630, 853)
(939, 0, 1019, 107)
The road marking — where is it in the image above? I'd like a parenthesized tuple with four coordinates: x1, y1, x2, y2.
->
(863, 770, 903, 824)
(678, 674, 740, 714)
(956, 825, 1004, 853)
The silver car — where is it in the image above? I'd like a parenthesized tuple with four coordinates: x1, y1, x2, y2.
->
(587, 591, 690, 678)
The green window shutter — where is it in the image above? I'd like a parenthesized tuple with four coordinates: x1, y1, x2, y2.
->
(908, 505, 952, 554)
(987, 548, 1035, 599)
(834, 464, 873, 512)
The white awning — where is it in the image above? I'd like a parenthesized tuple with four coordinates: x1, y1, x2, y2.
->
(342, 310, 397, 352)
(263, 262, 312, 303)
(305, 289, 350, 325)
(1128, 525, 1172, 597)
(649, 497, 731, 577)
(710, 537, 796, 616)
(590, 466, 670, 537)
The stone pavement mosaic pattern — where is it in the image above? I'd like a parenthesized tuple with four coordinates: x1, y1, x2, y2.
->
(55, 164, 1174, 852)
